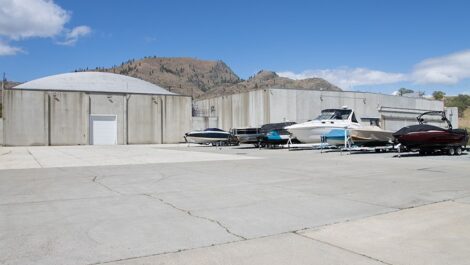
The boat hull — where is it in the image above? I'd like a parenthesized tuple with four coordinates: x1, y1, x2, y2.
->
(185, 132, 230, 144)
(287, 125, 359, 143)
(185, 136, 229, 144)
(285, 108, 361, 144)
(349, 127, 394, 146)
(393, 111, 469, 152)
(395, 130, 468, 149)
(325, 129, 347, 146)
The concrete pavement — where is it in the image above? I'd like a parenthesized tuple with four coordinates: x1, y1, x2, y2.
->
(1, 145, 470, 265)
(0, 144, 258, 170)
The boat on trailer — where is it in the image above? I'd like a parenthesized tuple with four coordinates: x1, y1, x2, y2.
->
(258, 122, 300, 147)
(185, 128, 236, 145)
(231, 127, 262, 146)
(349, 126, 394, 147)
(324, 127, 393, 147)
(285, 107, 361, 144)
(393, 111, 468, 155)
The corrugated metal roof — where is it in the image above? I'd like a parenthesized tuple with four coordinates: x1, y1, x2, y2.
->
(14, 72, 176, 95)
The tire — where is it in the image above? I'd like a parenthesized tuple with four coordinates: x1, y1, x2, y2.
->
(419, 150, 426, 156)
(455, 147, 462, 156)
(448, 148, 455, 156)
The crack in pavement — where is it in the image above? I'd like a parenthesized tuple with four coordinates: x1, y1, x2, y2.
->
(416, 167, 445, 173)
(0, 150, 12, 156)
(27, 149, 44, 168)
(143, 194, 247, 240)
(292, 231, 395, 265)
(92, 176, 123, 195)
(86, 235, 246, 265)
(85, 199, 458, 265)
(397, 198, 454, 210)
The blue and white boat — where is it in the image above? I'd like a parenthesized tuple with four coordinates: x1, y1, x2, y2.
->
(285, 107, 361, 143)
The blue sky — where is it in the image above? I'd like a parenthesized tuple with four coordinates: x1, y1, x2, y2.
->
(1, 0, 470, 95)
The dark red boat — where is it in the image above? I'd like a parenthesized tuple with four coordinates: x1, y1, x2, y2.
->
(393, 111, 468, 155)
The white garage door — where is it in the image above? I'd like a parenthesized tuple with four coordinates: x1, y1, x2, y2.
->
(90, 115, 117, 145)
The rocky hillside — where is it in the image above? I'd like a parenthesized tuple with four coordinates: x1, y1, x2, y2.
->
(82, 57, 240, 97)
(198, 70, 342, 99)
(84, 57, 341, 98)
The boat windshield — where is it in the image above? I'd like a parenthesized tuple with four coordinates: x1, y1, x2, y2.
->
(314, 109, 352, 120)
(205, 128, 225, 132)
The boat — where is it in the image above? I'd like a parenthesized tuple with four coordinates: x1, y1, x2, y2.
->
(258, 122, 299, 147)
(285, 107, 361, 143)
(349, 126, 394, 147)
(393, 111, 468, 155)
(325, 126, 393, 147)
(184, 128, 236, 145)
(230, 127, 262, 146)
(324, 129, 348, 146)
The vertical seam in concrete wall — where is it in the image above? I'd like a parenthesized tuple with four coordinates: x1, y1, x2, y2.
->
(88, 95, 91, 145)
(229, 95, 233, 130)
(2, 89, 5, 146)
(125, 94, 130, 145)
(47, 93, 51, 146)
(266, 89, 271, 124)
(161, 96, 164, 144)
(161, 96, 165, 143)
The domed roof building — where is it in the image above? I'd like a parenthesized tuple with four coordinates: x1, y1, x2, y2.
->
(3, 72, 191, 146)
(15, 72, 175, 95)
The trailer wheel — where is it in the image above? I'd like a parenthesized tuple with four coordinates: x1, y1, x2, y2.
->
(455, 147, 462, 156)
(448, 148, 455, 156)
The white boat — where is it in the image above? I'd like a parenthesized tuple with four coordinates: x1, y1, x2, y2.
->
(285, 108, 361, 143)
(184, 128, 231, 144)
(349, 126, 394, 146)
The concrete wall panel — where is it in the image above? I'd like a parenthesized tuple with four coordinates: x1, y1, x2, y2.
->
(269, 89, 297, 123)
(232, 92, 250, 129)
(127, 95, 164, 144)
(2, 90, 48, 146)
(49, 91, 88, 145)
(163, 96, 191, 143)
(248, 90, 268, 127)
(0, 119, 2, 146)
(192, 116, 218, 130)
(295, 90, 321, 123)
(221, 96, 233, 130)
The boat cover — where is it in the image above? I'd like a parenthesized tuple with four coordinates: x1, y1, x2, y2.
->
(393, 124, 446, 137)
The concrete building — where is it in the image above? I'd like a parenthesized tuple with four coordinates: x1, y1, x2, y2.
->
(193, 88, 456, 131)
(2, 72, 191, 146)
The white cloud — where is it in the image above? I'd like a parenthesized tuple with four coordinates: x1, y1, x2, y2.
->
(0, 0, 70, 40)
(0, 0, 90, 55)
(411, 50, 470, 85)
(278, 49, 470, 89)
(278, 68, 407, 89)
(57, 25, 91, 46)
(0, 41, 23, 55)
